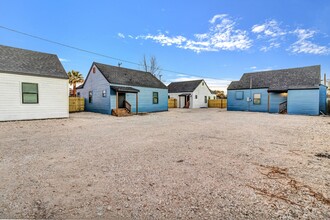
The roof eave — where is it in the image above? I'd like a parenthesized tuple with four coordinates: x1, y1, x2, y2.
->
(0, 70, 69, 79)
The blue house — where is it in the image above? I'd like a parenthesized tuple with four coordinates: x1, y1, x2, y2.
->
(227, 65, 327, 115)
(77, 62, 168, 116)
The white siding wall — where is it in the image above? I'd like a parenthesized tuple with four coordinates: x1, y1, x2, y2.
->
(191, 81, 213, 108)
(169, 92, 183, 108)
(0, 72, 69, 121)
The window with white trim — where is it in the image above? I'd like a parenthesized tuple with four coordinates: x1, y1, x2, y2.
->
(253, 93, 261, 105)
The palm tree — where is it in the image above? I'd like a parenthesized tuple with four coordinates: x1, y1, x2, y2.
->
(68, 70, 84, 97)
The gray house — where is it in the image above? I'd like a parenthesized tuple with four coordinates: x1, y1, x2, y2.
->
(77, 62, 168, 116)
(227, 65, 327, 115)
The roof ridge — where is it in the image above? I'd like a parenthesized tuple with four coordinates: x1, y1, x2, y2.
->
(169, 79, 203, 84)
(244, 65, 320, 75)
(90, 62, 167, 89)
(94, 62, 153, 75)
(0, 44, 58, 57)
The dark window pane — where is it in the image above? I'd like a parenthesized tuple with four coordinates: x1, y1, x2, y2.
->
(153, 92, 158, 104)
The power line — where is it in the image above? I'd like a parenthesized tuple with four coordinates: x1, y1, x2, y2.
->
(0, 25, 225, 80)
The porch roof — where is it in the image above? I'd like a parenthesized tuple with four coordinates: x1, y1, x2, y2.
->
(111, 86, 140, 93)
(268, 85, 320, 92)
(178, 93, 191, 96)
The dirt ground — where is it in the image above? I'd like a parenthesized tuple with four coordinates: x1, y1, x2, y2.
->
(0, 109, 330, 219)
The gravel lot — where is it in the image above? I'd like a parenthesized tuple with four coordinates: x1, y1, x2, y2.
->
(0, 108, 330, 219)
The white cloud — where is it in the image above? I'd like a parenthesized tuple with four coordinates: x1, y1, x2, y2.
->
(209, 14, 227, 24)
(137, 14, 252, 53)
(138, 34, 187, 46)
(176, 74, 188, 77)
(250, 66, 257, 70)
(288, 29, 330, 55)
(257, 68, 273, 71)
(118, 33, 125, 39)
(260, 42, 281, 52)
(252, 20, 286, 51)
(252, 20, 286, 38)
(128, 35, 133, 39)
(59, 58, 70, 62)
(251, 24, 265, 33)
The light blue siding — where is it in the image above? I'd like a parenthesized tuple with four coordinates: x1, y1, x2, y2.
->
(227, 89, 268, 112)
(227, 90, 248, 111)
(269, 92, 287, 113)
(249, 89, 268, 112)
(78, 66, 168, 115)
(319, 85, 327, 113)
(228, 87, 323, 115)
(110, 84, 168, 113)
(77, 69, 111, 114)
(287, 89, 319, 115)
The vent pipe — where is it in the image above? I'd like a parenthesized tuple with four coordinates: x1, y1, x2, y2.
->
(249, 76, 253, 89)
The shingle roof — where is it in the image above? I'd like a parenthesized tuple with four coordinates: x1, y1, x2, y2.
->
(227, 65, 321, 91)
(91, 62, 167, 89)
(0, 45, 68, 79)
(168, 80, 203, 93)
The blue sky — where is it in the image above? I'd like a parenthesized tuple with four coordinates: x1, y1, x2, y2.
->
(1, 0, 330, 91)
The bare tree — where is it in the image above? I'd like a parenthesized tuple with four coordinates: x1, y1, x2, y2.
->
(141, 55, 162, 80)
(214, 90, 226, 99)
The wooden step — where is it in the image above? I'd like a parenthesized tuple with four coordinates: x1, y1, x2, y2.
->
(112, 108, 132, 117)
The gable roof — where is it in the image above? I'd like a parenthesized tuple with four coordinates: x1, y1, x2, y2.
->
(168, 80, 204, 93)
(227, 65, 321, 91)
(0, 45, 68, 79)
(83, 62, 167, 89)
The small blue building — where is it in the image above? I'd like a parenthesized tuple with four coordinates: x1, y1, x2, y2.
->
(77, 62, 168, 116)
(227, 65, 327, 115)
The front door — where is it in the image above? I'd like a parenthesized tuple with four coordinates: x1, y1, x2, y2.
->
(118, 93, 125, 108)
(186, 95, 190, 108)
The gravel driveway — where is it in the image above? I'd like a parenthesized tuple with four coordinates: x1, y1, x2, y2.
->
(0, 109, 329, 219)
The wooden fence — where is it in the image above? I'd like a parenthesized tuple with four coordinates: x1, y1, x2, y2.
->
(168, 98, 177, 108)
(208, 99, 227, 108)
(69, 97, 85, 113)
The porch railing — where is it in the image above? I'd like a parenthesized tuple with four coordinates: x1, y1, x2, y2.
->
(279, 101, 287, 113)
(124, 100, 131, 113)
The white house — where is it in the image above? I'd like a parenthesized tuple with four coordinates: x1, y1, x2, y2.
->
(0, 45, 69, 121)
(168, 79, 216, 108)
